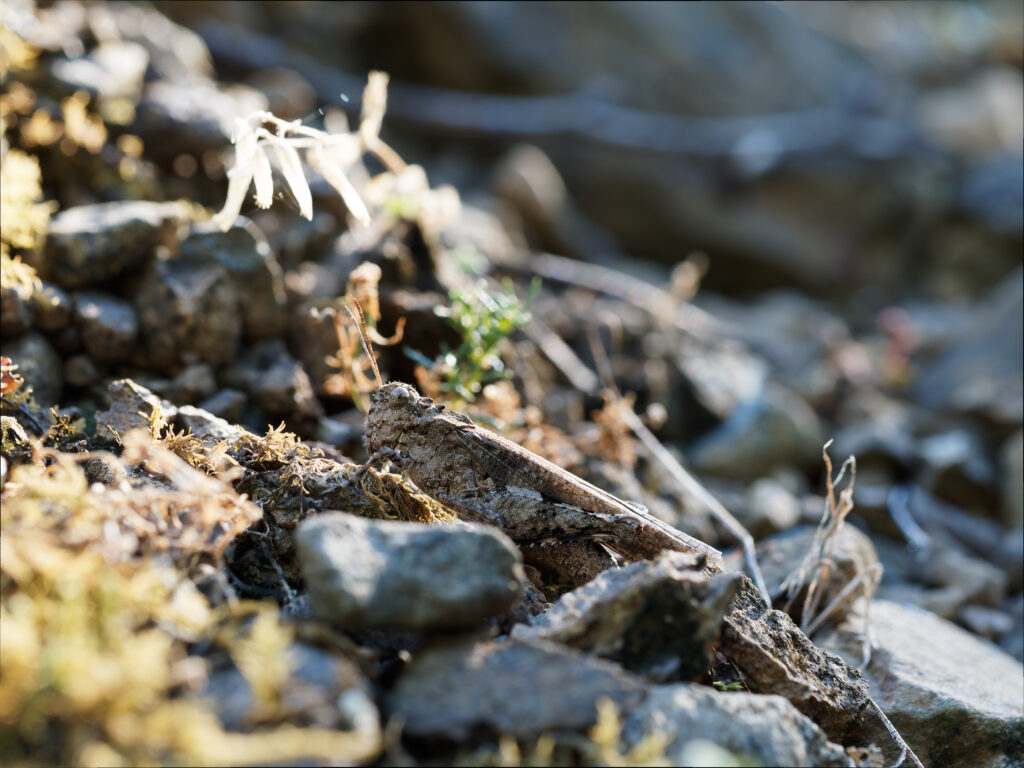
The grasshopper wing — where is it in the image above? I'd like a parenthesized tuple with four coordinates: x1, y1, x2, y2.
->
(448, 425, 721, 566)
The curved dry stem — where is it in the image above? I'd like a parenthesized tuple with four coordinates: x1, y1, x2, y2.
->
(870, 696, 924, 768)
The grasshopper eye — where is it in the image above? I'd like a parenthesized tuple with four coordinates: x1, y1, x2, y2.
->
(392, 385, 412, 403)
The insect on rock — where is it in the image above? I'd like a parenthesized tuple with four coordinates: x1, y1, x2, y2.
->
(335, 303, 723, 586)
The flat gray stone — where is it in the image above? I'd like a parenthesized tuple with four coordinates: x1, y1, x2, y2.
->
(513, 551, 739, 682)
(623, 684, 853, 767)
(95, 379, 174, 438)
(690, 383, 824, 479)
(297, 513, 526, 631)
(385, 637, 647, 739)
(178, 220, 287, 341)
(820, 599, 1024, 768)
(73, 291, 138, 363)
(43, 201, 188, 289)
(3, 332, 63, 406)
(134, 259, 241, 374)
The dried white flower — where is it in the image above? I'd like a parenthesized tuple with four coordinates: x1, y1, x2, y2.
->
(213, 72, 418, 231)
(359, 71, 389, 146)
(270, 141, 313, 221)
(310, 144, 370, 226)
(213, 118, 259, 230)
(252, 144, 274, 209)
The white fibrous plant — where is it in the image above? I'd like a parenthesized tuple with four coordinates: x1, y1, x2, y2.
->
(213, 71, 401, 232)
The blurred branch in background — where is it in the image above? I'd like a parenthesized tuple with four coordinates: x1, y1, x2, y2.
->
(198, 19, 925, 165)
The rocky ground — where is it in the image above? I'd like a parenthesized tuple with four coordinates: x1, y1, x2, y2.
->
(1, 2, 1021, 767)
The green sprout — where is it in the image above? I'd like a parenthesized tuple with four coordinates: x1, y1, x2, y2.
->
(408, 278, 539, 405)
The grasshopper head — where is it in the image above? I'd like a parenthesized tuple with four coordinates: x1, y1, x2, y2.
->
(365, 381, 438, 454)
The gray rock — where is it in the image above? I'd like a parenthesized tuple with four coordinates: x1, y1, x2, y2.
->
(698, 290, 849, 410)
(63, 354, 99, 388)
(718, 576, 870, 742)
(224, 340, 321, 420)
(296, 513, 526, 631)
(42, 201, 188, 289)
(133, 79, 267, 162)
(197, 389, 248, 424)
(2, 332, 63, 406)
(50, 40, 149, 101)
(1000, 431, 1023, 532)
(917, 428, 997, 513)
(1, 416, 30, 452)
(744, 477, 802, 538)
(821, 600, 1024, 768)
(919, 541, 1008, 612)
(92, 1, 214, 84)
(384, 637, 647, 739)
(95, 379, 174, 438)
(174, 405, 244, 444)
(157, 364, 218, 405)
(1002, 594, 1024, 662)
(690, 383, 824, 479)
(675, 333, 767, 423)
(513, 552, 739, 682)
(72, 291, 138, 363)
(914, 267, 1023, 425)
(957, 604, 1015, 642)
(832, 392, 918, 478)
(244, 66, 316, 121)
(178, 220, 288, 341)
(0, 283, 32, 338)
(201, 642, 375, 732)
(134, 259, 241, 374)
(623, 684, 853, 768)
(31, 282, 73, 333)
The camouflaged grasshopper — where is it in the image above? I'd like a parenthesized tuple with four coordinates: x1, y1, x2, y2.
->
(336, 303, 723, 586)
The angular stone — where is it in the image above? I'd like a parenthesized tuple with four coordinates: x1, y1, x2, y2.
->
(50, 40, 149, 101)
(197, 389, 248, 424)
(0, 283, 31, 338)
(1000, 431, 1023, 531)
(134, 79, 267, 162)
(297, 513, 526, 631)
(623, 684, 853, 768)
(513, 551, 739, 682)
(718, 576, 870, 742)
(690, 383, 824, 479)
(93, 0, 214, 83)
(174, 405, 245, 445)
(42, 201, 187, 289)
(178, 220, 288, 341)
(63, 354, 99, 388)
(134, 259, 241, 374)
(820, 600, 1024, 768)
(224, 340, 321, 420)
(73, 291, 138, 363)
(201, 641, 375, 733)
(157, 364, 218, 405)
(914, 267, 1023, 425)
(385, 638, 647, 739)
(95, 379, 175, 438)
(31, 282, 73, 333)
(2, 332, 63, 406)
(918, 428, 997, 513)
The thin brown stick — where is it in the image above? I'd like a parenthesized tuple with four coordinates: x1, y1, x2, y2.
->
(801, 446, 856, 631)
(804, 562, 882, 636)
(346, 299, 382, 388)
(585, 326, 772, 606)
